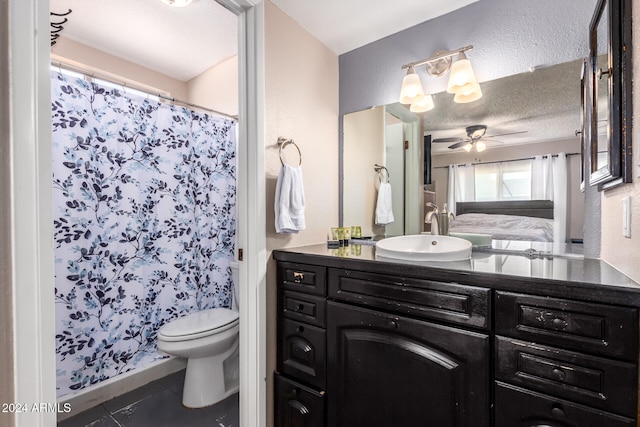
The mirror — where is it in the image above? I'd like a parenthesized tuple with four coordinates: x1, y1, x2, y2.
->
(588, 0, 633, 189)
(342, 103, 421, 237)
(342, 59, 586, 240)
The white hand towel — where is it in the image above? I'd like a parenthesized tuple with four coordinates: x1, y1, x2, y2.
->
(375, 182, 394, 225)
(275, 164, 306, 233)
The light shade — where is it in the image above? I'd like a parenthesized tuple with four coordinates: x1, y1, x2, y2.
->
(453, 83, 483, 103)
(475, 141, 487, 152)
(161, 0, 194, 7)
(399, 66, 424, 104)
(447, 52, 478, 94)
(410, 94, 434, 113)
(463, 143, 473, 152)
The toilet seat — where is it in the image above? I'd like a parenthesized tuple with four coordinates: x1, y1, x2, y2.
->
(158, 308, 239, 342)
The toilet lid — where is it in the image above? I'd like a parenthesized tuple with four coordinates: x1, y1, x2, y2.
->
(159, 308, 239, 338)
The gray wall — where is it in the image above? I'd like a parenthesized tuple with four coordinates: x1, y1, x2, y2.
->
(339, 0, 598, 115)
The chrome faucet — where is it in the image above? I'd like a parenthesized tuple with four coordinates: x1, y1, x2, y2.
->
(425, 202, 440, 235)
(425, 203, 455, 235)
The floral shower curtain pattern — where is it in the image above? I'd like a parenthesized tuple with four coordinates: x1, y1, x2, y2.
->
(51, 70, 236, 397)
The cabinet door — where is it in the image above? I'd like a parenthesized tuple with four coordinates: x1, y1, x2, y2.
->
(275, 374, 325, 427)
(495, 382, 635, 427)
(327, 301, 490, 427)
(279, 318, 326, 389)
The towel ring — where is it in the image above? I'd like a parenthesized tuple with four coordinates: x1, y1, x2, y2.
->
(277, 137, 302, 166)
(374, 164, 390, 183)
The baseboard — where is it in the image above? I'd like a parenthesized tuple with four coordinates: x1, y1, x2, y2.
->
(57, 357, 187, 421)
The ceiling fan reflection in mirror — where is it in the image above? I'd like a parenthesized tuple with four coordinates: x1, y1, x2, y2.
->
(433, 124, 527, 152)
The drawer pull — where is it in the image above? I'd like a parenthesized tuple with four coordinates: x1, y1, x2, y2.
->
(551, 367, 566, 381)
(296, 303, 305, 311)
(286, 387, 299, 398)
(287, 400, 310, 416)
(388, 319, 398, 329)
(551, 317, 568, 330)
(550, 404, 565, 418)
(293, 271, 305, 283)
(297, 325, 305, 333)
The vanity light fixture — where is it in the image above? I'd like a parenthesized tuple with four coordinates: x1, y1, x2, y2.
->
(399, 45, 482, 110)
(160, 0, 194, 7)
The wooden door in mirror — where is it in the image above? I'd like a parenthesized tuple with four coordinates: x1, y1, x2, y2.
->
(588, 0, 632, 190)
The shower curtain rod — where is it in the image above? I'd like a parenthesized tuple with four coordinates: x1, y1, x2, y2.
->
(51, 60, 238, 121)
(433, 152, 580, 169)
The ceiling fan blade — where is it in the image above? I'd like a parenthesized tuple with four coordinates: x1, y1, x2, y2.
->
(433, 137, 464, 143)
(483, 130, 528, 139)
(448, 140, 471, 150)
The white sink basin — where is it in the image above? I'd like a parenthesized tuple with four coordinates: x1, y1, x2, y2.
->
(376, 235, 472, 262)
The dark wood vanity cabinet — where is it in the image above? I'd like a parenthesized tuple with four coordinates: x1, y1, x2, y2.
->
(327, 300, 489, 426)
(276, 262, 328, 427)
(494, 291, 638, 426)
(275, 259, 491, 426)
(274, 252, 640, 427)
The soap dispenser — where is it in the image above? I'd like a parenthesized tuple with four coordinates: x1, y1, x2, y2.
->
(438, 203, 454, 235)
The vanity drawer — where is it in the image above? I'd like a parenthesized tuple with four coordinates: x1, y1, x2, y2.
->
(279, 318, 326, 389)
(278, 262, 327, 296)
(495, 382, 635, 427)
(328, 268, 490, 329)
(274, 373, 325, 427)
(495, 336, 637, 417)
(282, 290, 326, 328)
(495, 291, 638, 360)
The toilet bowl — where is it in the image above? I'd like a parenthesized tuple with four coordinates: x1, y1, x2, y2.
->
(157, 262, 240, 408)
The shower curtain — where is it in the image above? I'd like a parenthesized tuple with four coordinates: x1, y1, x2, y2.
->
(51, 70, 236, 397)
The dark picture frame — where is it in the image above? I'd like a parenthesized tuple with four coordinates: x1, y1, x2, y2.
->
(588, 0, 633, 190)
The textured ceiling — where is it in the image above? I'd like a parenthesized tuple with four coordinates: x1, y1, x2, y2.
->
(426, 59, 584, 154)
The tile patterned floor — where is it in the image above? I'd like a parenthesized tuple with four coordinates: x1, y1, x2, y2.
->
(58, 370, 239, 427)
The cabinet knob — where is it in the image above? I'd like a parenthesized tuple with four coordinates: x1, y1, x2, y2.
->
(551, 367, 566, 381)
(551, 317, 567, 329)
(388, 319, 399, 329)
(550, 404, 565, 419)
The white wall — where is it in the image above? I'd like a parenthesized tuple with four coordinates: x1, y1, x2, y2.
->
(52, 37, 189, 100)
(599, 0, 640, 282)
(187, 55, 239, 116)
(263, 1, 339, 425)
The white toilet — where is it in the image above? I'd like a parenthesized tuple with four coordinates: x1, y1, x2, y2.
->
(157, 262, 240, 408)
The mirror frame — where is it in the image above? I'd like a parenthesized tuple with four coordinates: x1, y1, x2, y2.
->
(588, 0, 633, 190)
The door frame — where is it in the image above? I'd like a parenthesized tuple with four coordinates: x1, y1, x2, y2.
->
(5, 0, 267, 425)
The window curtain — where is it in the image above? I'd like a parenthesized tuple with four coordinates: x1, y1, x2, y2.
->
(532, 153, 568, 244)
(447, 164, 475, 215)
(51, 70, 236, 397)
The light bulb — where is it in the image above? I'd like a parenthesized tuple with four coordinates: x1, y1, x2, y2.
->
(161, 0, 194, 7)
(476, 141, 487, 152)
(447, 52, 478, 94)
(399, 66, 425, 104)
(463, 143, 473, 152)
(410, 94, 434, 113)
(454, 83, 482, 103)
